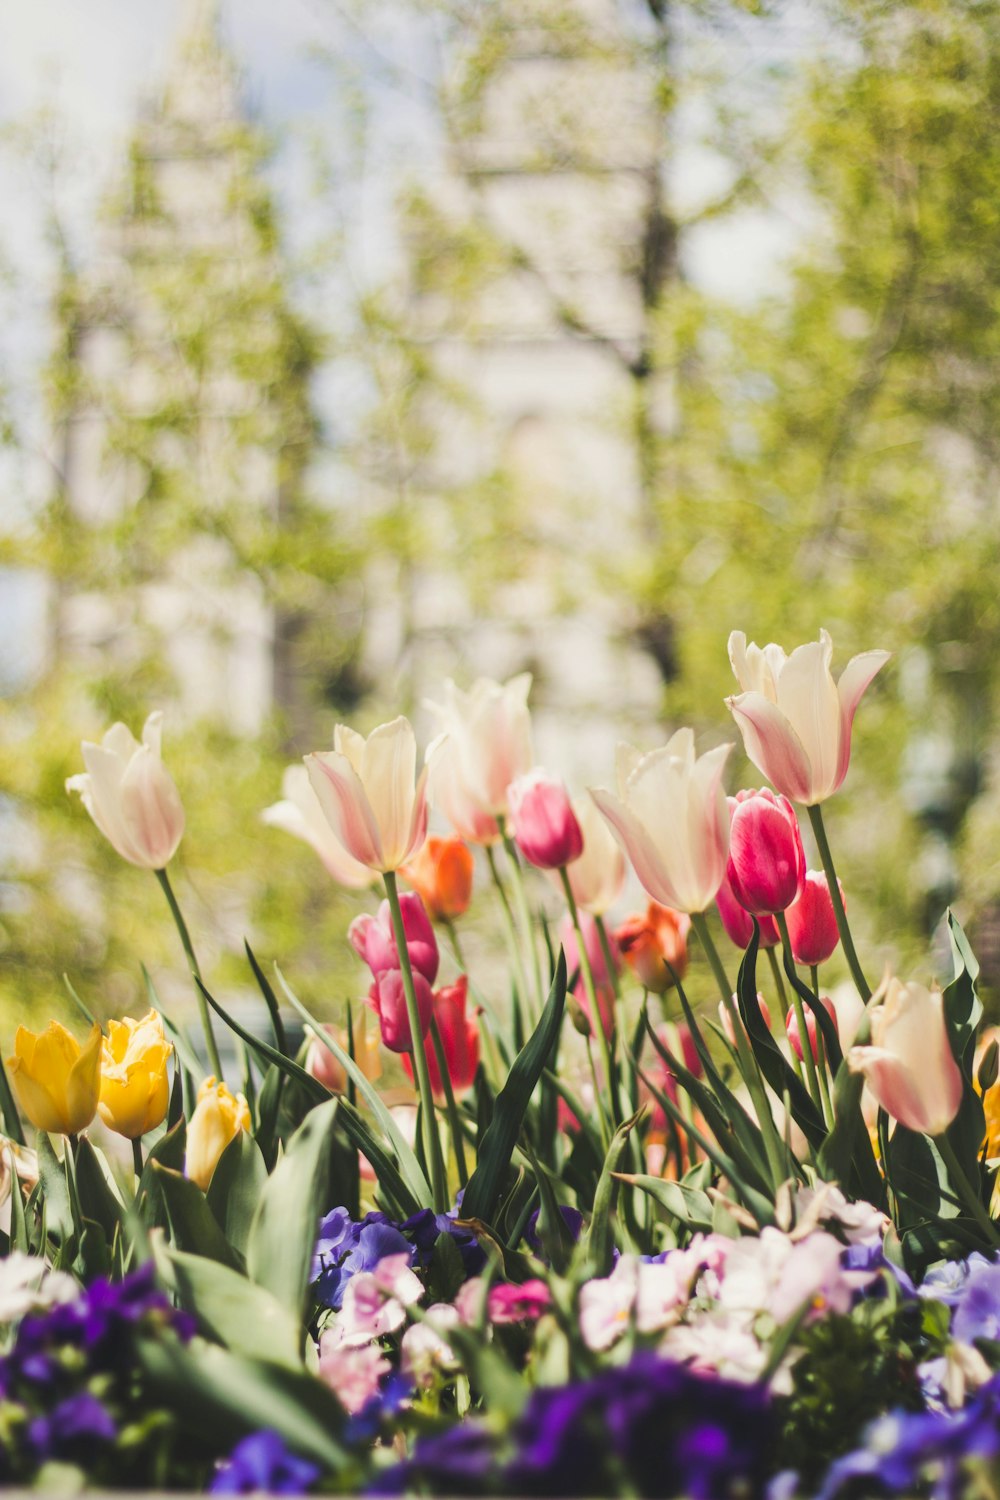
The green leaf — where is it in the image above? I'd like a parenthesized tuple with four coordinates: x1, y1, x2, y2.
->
(207, 1131, 268, 1258)
(5, 1143, 29, 1252)
(942, 911, 986, 1180)
(818, 1007, 884, 1205)
(585, 1109, 641, 1275)
(152, 1240, 302, 1368)
(36, 1133, 74, 1242)
(244, 941, 289, 1055)
(0, 1051, 25, 1147)
(336, 1096, 420, 1220)
(736, 925, 826, 1152)
(461, 950, 567, 1225)
(613, 1172, 715, 1233)
(148, 1162, 243, 1269)
(72, 1138, 125, 1242)
(246, 1097, 338, 1317)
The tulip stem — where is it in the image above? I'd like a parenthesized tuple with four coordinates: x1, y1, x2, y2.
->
(443, 917, 467, 973)
(501, 829, 545, 1020)
(560, 867, 616, 1143)
(776, 912, 824, 1118)
(806, 805, 871, 1003)
(933, 1131, 1000, 1247)
(594, 915, 623, 1004)
(429, 1015, 469, 1188)
(154, 868, 223, 1078)
(485, 845, 531, 1028)
(132, 1138, 144, 1180)
(690, 911, 788, 1188)
(384, 871, 448, 1213)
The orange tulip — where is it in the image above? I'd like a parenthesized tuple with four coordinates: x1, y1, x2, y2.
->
(400, 837, 474, 922)
(614, 903, 690, 994)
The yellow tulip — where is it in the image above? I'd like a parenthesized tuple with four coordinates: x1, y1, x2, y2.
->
(98, 1010, 173, 1140)
(6, 1021, 102, 1136)
(186, 1076, 251, 1191)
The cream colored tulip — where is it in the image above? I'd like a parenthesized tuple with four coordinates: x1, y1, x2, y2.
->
(590, 729, 731, 915)
(425, 674, 533, 822)
(558, 793, 627, 915)
(98, 1010, 173, 1140)
(262, 765, 374, 890)
(185, 1077, 251, 1191)
(305, 717, 428, 874)
(848, 974, 963, 1137)
(66, 711, 185, 869)
(726, 630, 889, 806)
(424, 733, 500, 845)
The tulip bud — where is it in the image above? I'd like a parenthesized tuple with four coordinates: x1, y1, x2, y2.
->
(66, 712, 184, 870)
(402, 977, 480, 1099)
(98, 1010, 173, 1139)
(785, 996, 836, 1064)
(6, 1021, 102, 1137)
(367, 969, 433, 1055)
(614, 903, 690, 994)
(979, 1038, 1000, 1094)
(719, 992, 771, 1048)
(305, 1019, 382, 1094)
(186, 1077, 251, 1191)
(508, 770, 584, 870)
(848, 976, 963, 1137)
(785, 871, 842, 966)
(715, 872, 780, 951)
(400, 837, 474, 922)
(349, 894, 439, 985)
(726, 788, 805, 917)
(573, 979, 616, 1043)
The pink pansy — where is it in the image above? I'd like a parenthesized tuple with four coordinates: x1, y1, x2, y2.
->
(349, 894, 439, 985)
(488, 1280, 552, 1324)
(335, 1255, 423, 1348)
(318, 1336, 390, 1414)
(400, 1305, 460, 1386)
(372, 1253, 424, 1304)
(661, 1314, 769, 1385)
(578, 1259, 639, 1351)
(792, 1184, 888, 1247)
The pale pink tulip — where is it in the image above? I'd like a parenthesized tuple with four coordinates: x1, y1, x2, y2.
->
(590, 729, 731, 915)
(848, 975, 963, 1136)
(727, 630, 890, 805)
(262, 765, 373, 889)
(305, 717, 428, 873)
(424, 733, 500, 845)
(66, 712, 184, 869)
(425, 673, 533, 822)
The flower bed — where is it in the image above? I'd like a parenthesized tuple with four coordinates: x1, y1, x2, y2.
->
(3, 631, 1000, 1497)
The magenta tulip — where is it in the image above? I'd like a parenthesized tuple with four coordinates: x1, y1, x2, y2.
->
(726, 788, 805, 917)
(785, 871, 842, 966)
(508, 769, 584, 870)
(349, 893, 439, 985)
(715, 871, 780, 950)
(367, 969, 433, 1054)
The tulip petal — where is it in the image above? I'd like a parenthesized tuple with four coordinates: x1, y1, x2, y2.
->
(141, 710, 164, 757)
(361, 717, 419, 871)
(727, 691, 815, 804)
(65, 1024, 102, 1135)
(306, 751, 384, 870)
(121, 747, 185, 868)
(78, 742, 142, 863)
(262, 766, 374, 889)
(835, 649, 891, 791)
(774, 639, 841, 802)
(589, 787, 684, 910)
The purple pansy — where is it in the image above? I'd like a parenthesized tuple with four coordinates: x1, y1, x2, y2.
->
(210, 1431, 320, 1494)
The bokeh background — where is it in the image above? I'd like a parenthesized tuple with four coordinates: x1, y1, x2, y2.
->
(4, 0, 1000, 1036)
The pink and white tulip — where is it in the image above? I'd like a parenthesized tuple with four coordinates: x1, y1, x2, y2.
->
(726, 630, 890, 805)
(66, 711, 185, 870)
(848, 975, 963, 1136)
(305, 717, 428, 874)
(590, 729, 731, 915)
(559, 794, 627, 914)
(726, 788, 805, 917)
(424, 732, 501, 845)
(425, 673, 534, 823)
(262, 765, 373, 890)
(508, 769, 583, 869)
(786, 996, 837, 1063)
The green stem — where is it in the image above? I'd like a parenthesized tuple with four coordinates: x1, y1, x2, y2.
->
(690, 910, 788, 1186)
(776, 911, 823, 1116)
(442, 916, 467, 973)
(560, 866, 615, 1144)
(594, 914, 622, 1003)
(154, 867, 222, 1077)
(429, 1015, 468, 1188)
(809, 963, 835, 1124)
(486, 844, 530, 1024)
(934, 1131, 1000, 1247)
(502, 829, 544, 1018)
(806, 804, 871, 1002)
(132, 1137, 144, 1180)
(384, 871, 448, 1212)
(766, 945, 790, 1022)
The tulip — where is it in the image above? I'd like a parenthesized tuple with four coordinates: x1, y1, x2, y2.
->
(186, 1077, 251, 1191)
(715, 871, 780, 950)
(507, 769, 583, 870)
(848, 975, 963, 1136)
(305, 1019, 382, 1094)
(349, 893, 439, 985)
(262, 766, 374, 890)
(400, 836, 474, 921)
(66, 711, 184, 869)
(6, 1021, 102, 1137)
(590, 729, 731, 914)
(402, 977, 480, 1099)
(785, 871, 842, 966)
(786, 996, 836, 1064)
(726, 630, 890, 806)
(367, 969, 433, 1055)
(559, 793, 626, 915)
(614, 903, 689, 994)
(826, 984, 866, 1051)
(560, 911, 620, 989)
(98, 1010, 173, 1139)
(305, 717, 428, 874)
(726, 788, 805, 917)
(719, 992, 772, 1049)
(425, 673, 534, 822)
(424, 734, 500, 845)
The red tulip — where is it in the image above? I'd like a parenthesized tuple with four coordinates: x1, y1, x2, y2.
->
(403, 977, 480, 1099)
(785, 871, 842, 966)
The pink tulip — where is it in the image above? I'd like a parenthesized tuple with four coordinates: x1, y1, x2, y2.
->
(508, 769, 584, 869)
(305, 717, 428, 873)
(715, 871, 780, 950)
(785, 871, 842, 965)
(726, 629, 890, 806)
(349, 893, 439, 985)
(726, 788, 805, 916)
(66, 712, 185, 870)
(848, 976, 963, 1136)
(262, 766, 374, 890)
(366, 969, 433, 1054)
(573, 980, 616, 1043)
(786, 996, 837, 1063)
